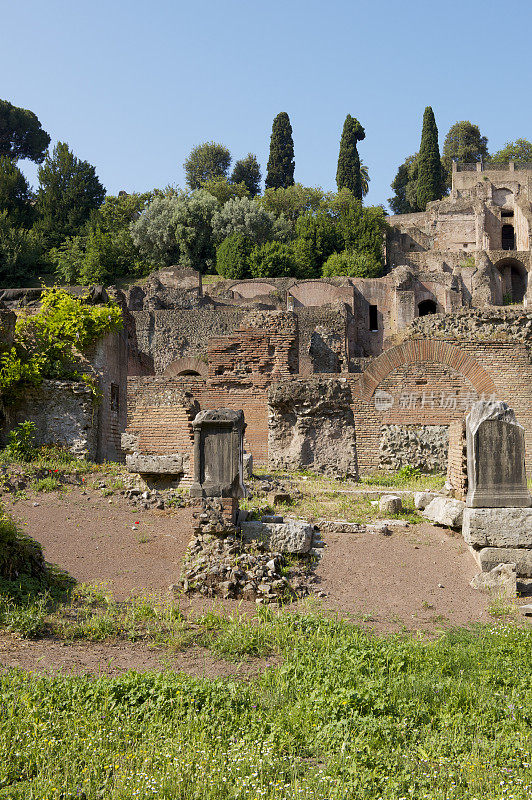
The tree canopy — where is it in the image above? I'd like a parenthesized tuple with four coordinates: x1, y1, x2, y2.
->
(265, 112, 295, 190)
(489, 138, 532, 164)
(230, 154, 261, 197)
(336, 115, 366, 199)
(183, 142, 231, 190)
(442, 121, 488, 186)
(0, 156, 33, 226)
(0, 99, 51, 163)
(36, 142, 106, 249)
(416, 107, 444, 211)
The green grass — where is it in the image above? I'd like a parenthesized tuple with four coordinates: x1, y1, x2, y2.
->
(1, 613, 532, 799)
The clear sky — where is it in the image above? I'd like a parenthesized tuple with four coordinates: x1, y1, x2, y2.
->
(2, 0, 531, 210)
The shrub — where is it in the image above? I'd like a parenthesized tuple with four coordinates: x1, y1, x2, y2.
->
(4, 421, 37, 462)
(322, 249, 383, 278)
(249, 241, 296, 278)
(215, 233, 252, 279)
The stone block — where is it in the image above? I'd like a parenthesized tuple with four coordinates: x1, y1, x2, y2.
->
(121, 432, 139, 454)
(190, 409, 246, 499)
(378, 494, 403, 514)
(477, 547, 532, 577)
(462, 507, 532, 548)
(470, 563, 516, 597)
(466, 401, 531, 508)
(423, 497, 464, 527)
(240, 520, 313, 554)
(414, 491, 437, 510)
(126, 453, 184, 475)
(243, 452, 253, 480)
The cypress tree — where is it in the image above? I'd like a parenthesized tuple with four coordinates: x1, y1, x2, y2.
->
(336, 115, 366, 199)
(416, 106, 443, 210)
(265, 112, 295, 190)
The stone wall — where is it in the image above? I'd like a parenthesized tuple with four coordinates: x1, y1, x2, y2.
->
(379, 424, 449, 472)
(5, 380, 98, 459)
(268, 377, 358, 477)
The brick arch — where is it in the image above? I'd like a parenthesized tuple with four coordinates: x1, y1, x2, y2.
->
(358, 339, 495, 402)
(163, 357, 208, 378)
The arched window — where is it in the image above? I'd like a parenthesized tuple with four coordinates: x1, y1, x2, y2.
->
(418, 299, 437, 317)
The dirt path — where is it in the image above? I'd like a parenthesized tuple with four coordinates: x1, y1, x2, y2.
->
(0, 485, 504, 675)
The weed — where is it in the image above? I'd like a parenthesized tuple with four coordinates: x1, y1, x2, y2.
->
(31, 476, 64, 493)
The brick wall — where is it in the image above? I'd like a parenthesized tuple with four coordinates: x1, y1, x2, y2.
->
(447, 420, 467, 499)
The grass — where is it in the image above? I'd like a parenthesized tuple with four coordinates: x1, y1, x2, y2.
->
(1, 609, 532, 798)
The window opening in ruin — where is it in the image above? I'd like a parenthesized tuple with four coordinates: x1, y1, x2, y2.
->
(176, 370, 201, 376)
(369, 305, 378, 331)
(497, 260, 527, 304)
(501, 209, 514, 218)
(502, 224, 515, 250)
(110, 383, 119, 413)
(418, 299, 437, 317)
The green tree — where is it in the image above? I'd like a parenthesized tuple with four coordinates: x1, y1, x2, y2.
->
(36, 142, 105, 248)
(216, 233, 252, 279)
(265, 112, 295, 190)
(230, 154, 261, 196)
(416, 107, 443, 211)
(442, 121, 489, 186)
(260, 183, 329, 225)
(0, 156, 33, 226)
(249, 241, 296, 278)
(0, 99, 50, 163)
(173, 189, 219, 273)
(202, 176, 249, 204)
(130, 192, 182, 267)
(0, 211, 43, 286)
(184, 142, 231, 190)
(212, 196, 279, 246)
(293, 211, 340, 278)
(322, 249, 382, 278)
(489, 138, 532, 164)
(333, 192, 387, 264)
(388, 154, 419, 214)
(359, 162, 370, 197)
(336, 115, 366, 199)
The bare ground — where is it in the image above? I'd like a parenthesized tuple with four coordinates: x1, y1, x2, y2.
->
(0, 485, 503, 675)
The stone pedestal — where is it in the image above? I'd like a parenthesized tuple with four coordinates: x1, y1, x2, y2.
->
(466, 401, 531, 508)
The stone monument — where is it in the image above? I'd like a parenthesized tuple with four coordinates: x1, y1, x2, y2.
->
(190, 409, 246, 522)
(462, 401, 532, 576)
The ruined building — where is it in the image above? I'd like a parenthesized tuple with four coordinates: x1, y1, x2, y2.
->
(4, 163, 532, 488)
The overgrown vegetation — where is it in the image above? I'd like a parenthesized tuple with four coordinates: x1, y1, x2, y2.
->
(0, 286, 122, 402)
(1, 605, 532, 798)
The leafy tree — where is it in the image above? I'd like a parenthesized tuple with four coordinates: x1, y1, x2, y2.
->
(265, 112, 295, 190)
(230, 154, 261, 197)
(333, 192, 387, 264)
(0, 156, 33, 226)
(202, 176, 249, 204)
(388, 154, 419, 214)
(173, 190, 219, 273)
(36, 142, 106, 249)
(292, 211, 340, 278)
(359, 162, 370, 198)
(249, 241, 296, 278)
(442, 121, 488, 186)
(260, 183, 329, 225)
(0, 211, 43, 286)
(416, 107, 443, 211)
(183, 142, 231, 190)
(0, 99, 50, 163)
(130, 192, 182, 267)
(322, 249, 382, 278)
(489, 138, 532, 164)
(336, 115, 366, 199)
(216, 233, 252, 279)
(212, 196, 279, 246)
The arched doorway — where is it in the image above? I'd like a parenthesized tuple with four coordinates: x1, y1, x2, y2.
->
(163, 357, 208, 378)
(418, 298, 437, 317)
(495, 258, 527, 305)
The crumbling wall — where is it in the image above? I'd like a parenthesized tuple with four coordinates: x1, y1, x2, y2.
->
(5, 380, 98, 459)
(268, 377, 358, 477)
(447, 419, 467, 499)
(379, 424, 449, 472)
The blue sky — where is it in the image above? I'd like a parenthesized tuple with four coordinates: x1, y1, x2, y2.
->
(2, 0, 531, 210)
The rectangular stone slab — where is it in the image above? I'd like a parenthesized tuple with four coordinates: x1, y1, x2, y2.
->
(126, 453, 184, 475)
(476, 547, 532, 577)
(462, 507, 532, 548)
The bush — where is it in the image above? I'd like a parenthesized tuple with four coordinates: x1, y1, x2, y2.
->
(249, 241, 296, 278)
(215, 233, 252, 279)
(322, 249, 383, 278)
(4, 421, 37, 462)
